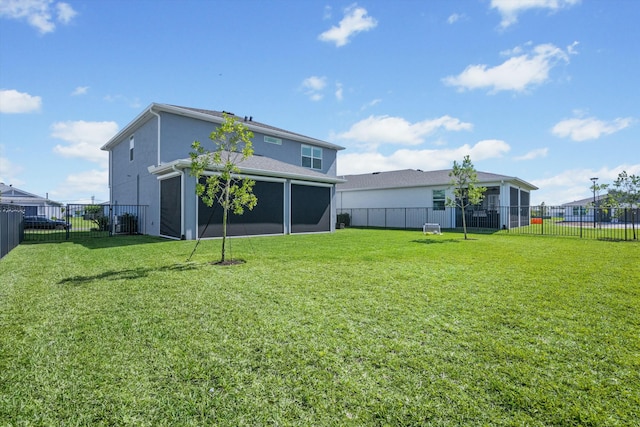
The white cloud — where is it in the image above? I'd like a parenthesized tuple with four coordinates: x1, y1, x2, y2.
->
(335, 115, 473, 148)
(0, 0, 78, 33)
(301, 76, 327, 101)
(361, 98, 381, 111)
(0, 89, 42, 113)
(51, 120, 119, 166)
(447, 13, 466, 24)
(335, 83, 343, 101)
(337, 139, 511, 175)
(443, 43, 574, 93)
(530, 163, 640, 205)
(71, 86, 89, 96)
(51, 168, 109, 203)
(551, 116, 634, 141)
(514, 147, 548, 161)
(490, 0, 581, 29)
(56, 2, 76, 24)
(0, 153, 24, 186)
(318, 5, 377, 47)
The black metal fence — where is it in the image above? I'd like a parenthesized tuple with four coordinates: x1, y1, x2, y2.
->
(20, 204, 148, 242)
(1, 204, 24, 258)
(337, 205, 639, 241)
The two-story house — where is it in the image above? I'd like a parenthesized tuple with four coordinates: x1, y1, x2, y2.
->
(101, 103, 345, 240)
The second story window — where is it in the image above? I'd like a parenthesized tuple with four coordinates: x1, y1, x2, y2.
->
(129, 135, 135, 161)
(302, 145, 322, 170)
(433, 189, 445, 210)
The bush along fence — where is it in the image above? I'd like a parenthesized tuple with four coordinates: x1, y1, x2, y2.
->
(337, 205, 639, 241)
(18, 204, 148, 242)
(1, 204, 24, 259)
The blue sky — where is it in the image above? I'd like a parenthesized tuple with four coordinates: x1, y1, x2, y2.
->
(1, 0, 638, 205)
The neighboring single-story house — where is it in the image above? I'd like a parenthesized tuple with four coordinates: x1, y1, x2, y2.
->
(562, 194, 616, 222)
(0, 182, 64, 216)
(101, 103, 345, 240)
(336, 169, 538, 229)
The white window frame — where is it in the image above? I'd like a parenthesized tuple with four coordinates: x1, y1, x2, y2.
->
(301, 144, 322, 170)
(433, 189, 446, 211)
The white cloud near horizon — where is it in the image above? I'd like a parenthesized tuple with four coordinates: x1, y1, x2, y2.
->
(490, 0, 581, 29)
(443, 42, 576, 93)
(0, 0, 78, 33)
(50, 168, 109, 203)
(530, 163, 640, 205)
(335, 115, 473, 149)
(318, 5, 377, 47)
(51, 120, 119, 166)
(0, 153, 25, 186)
(337, 139, 511, 175)
(0, 89, 42, 113)
(551, 116, 634, 141)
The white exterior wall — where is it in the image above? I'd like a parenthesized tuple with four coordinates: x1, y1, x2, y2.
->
(337, 186, 454, 228)
(337, 187, 431, 209)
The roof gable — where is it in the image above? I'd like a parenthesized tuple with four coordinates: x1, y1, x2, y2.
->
(101, 103, 345, 152)
(1, 183, 42, 199)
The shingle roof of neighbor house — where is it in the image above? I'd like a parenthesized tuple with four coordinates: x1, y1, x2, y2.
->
(0, 183, 63, 206)
(561, 194, 610, 206)
(102, 103, 345, 152)
(148, 152, 345, 184)
(337, 169, 538, 191)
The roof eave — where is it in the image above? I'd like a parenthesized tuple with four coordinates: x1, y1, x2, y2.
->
(148, 160, 346, 184)
(103, 103, 345, 152)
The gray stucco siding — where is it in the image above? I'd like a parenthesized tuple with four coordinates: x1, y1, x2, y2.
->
(158, 113, 338, 177)
(109, 116, 160, 235)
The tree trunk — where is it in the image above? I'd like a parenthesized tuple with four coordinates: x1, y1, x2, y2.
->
(221, 182, 231, 262)
(461, 205, 468, 239)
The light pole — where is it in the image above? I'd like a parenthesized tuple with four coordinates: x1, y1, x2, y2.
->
(590, 177, 598, 228)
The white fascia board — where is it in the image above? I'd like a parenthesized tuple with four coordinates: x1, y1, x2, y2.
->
(148, 159, 345, 184)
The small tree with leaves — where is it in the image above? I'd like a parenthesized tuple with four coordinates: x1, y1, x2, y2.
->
(189, 114, 258, 263)
(610, 171, 640, 239)
(446, 155, 487, 240)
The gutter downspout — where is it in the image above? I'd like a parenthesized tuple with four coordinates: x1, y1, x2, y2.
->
(148, 107, 163, 237)
(149, 106, 161, 166)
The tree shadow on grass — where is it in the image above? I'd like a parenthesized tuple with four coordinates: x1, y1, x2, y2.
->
(411, 238, 462, 244)
(58, 263, 200, 285)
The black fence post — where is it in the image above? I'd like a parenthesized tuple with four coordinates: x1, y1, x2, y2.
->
(66, 204, 70, 240)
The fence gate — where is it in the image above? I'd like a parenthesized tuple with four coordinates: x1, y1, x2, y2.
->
(22, 204, 147, 242)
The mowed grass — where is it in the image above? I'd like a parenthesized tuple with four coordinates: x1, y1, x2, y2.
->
(1, 229, 638, 426)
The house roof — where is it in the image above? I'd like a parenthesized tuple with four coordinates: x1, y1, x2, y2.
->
(101, 103, 345, 152)
(561, 193, 609, 206)
(148, 152, 346, 185)
(336, 169, 538, 191)
(0, 183, 63, 206)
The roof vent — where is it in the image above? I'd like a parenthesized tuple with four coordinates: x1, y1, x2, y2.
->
(372, 172, 380, 175)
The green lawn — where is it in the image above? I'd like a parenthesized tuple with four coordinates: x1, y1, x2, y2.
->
(1, 230, 638, 426)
